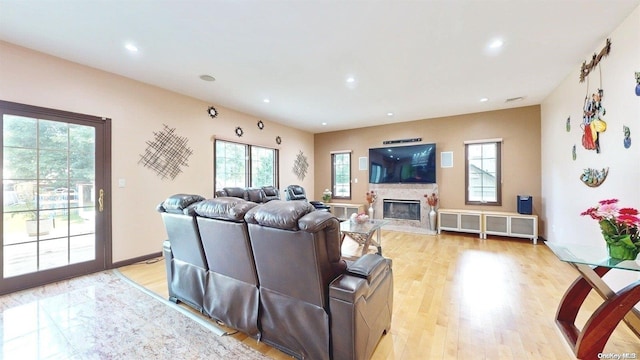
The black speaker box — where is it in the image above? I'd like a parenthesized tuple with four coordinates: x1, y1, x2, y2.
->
(517, 195, 533, 215)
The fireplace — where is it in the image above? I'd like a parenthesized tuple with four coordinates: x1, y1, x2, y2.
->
(383, 199, 420, 221)
(369, 184, 437, 234)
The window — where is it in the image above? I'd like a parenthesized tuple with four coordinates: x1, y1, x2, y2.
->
(331, 151, 351, 199)
(214, 139, 278, 191)
(250, 146, 276, 187)
(465, 140, 501, 205)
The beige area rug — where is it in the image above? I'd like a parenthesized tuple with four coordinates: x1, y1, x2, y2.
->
(0, 270, 270, 359)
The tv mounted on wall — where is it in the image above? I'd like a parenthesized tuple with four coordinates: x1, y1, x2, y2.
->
(369, 143, 436, 184)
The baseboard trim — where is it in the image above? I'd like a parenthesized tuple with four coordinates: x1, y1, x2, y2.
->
(110, 251, 162, 269)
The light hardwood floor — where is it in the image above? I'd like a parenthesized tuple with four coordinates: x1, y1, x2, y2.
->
(118, 231, 640, 359)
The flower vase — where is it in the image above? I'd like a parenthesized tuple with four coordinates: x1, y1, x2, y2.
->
(604, 234, 639, 260)
(429, 206, 437, 231)
(368, 205, 374, 219)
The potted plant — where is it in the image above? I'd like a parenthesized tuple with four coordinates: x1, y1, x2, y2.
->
(581, 199, 640, 260)
(12, 196, 53, 236)
(322, 189, 332, 203)
(25, 213, 53, 237)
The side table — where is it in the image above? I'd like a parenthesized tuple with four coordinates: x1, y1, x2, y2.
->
(546, 242, 640, 359)
(339, 219, 388, 258)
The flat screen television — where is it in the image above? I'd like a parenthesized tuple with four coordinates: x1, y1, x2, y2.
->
(369, 143, 436, 184)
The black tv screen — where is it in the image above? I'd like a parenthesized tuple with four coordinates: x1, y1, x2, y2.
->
(369, 143, 436, 184)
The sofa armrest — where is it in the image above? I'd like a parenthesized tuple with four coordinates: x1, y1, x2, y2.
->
(329, 254, 391, 303)
(329, 254, 393, 360)
(346, 253, 386, 280)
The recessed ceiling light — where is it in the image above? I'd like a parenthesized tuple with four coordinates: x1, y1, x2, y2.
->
(125, 43, 138, 52)
(263, 98, 270, 103)
(321, 122, 327, 126)
(199, 75, 216, 82)
(480, 97, 489, 102)
(489, 39, 504, 49)
(387, 112, 394, 116)
(345, 76, 358, 89)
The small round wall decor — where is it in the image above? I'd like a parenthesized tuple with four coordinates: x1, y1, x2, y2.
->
(257, 120, 264, 130)
(207, 106, 218, 118)
(235, 127, 244, 137)
(276, 136, 282, 145)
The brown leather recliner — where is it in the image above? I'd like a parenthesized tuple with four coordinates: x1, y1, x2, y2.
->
(284, 184, 331, 211)
(194, 197, 260, 338)
(245, 200, 393, 360)
(157, 193, 207, 312)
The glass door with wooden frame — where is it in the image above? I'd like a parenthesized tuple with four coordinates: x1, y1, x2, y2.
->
(0, 101, 111, 295)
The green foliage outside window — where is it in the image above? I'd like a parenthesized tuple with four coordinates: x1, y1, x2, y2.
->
(215, 139, 278, 191)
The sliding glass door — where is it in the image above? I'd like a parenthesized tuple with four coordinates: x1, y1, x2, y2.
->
(0, 100, 111, 295)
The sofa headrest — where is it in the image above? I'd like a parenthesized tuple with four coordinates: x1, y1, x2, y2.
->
(157, 194, 205, 215)
(288, 185, 305, 195)
(244, 200, 319, 231)
(223, 187, 247, 199)
(245, 188, 265, 203)
(261, 186, 279, 197)
(195, 197, 258, 221)
(286, 185, 308, 201)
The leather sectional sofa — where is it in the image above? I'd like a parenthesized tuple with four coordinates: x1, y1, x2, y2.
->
(158, 194, 393, 360)
(214, 186, 281, 203)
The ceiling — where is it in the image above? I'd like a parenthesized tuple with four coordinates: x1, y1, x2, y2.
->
(1, 1, 638, 133)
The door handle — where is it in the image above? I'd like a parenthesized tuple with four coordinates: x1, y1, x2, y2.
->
(99, 189, 104, 212)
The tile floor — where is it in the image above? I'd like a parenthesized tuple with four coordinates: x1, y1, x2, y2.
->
(0, 271, 267, 360)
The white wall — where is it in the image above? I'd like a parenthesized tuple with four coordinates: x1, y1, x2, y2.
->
(0, 41, 315, 263)
(541, 6, 640, 286)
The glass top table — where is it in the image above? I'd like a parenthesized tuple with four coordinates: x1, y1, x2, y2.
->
(339, 219, 388, 258)
(545, 241, 640, 359)
(545, 241, 640, 272)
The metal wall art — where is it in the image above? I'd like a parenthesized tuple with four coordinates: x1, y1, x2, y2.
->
(293, 150, 309, 181)
(139, 124, 193, 180)
(207, 106, 218, 118)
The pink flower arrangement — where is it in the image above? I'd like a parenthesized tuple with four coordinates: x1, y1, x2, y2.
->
(581, 199, 640, 246)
